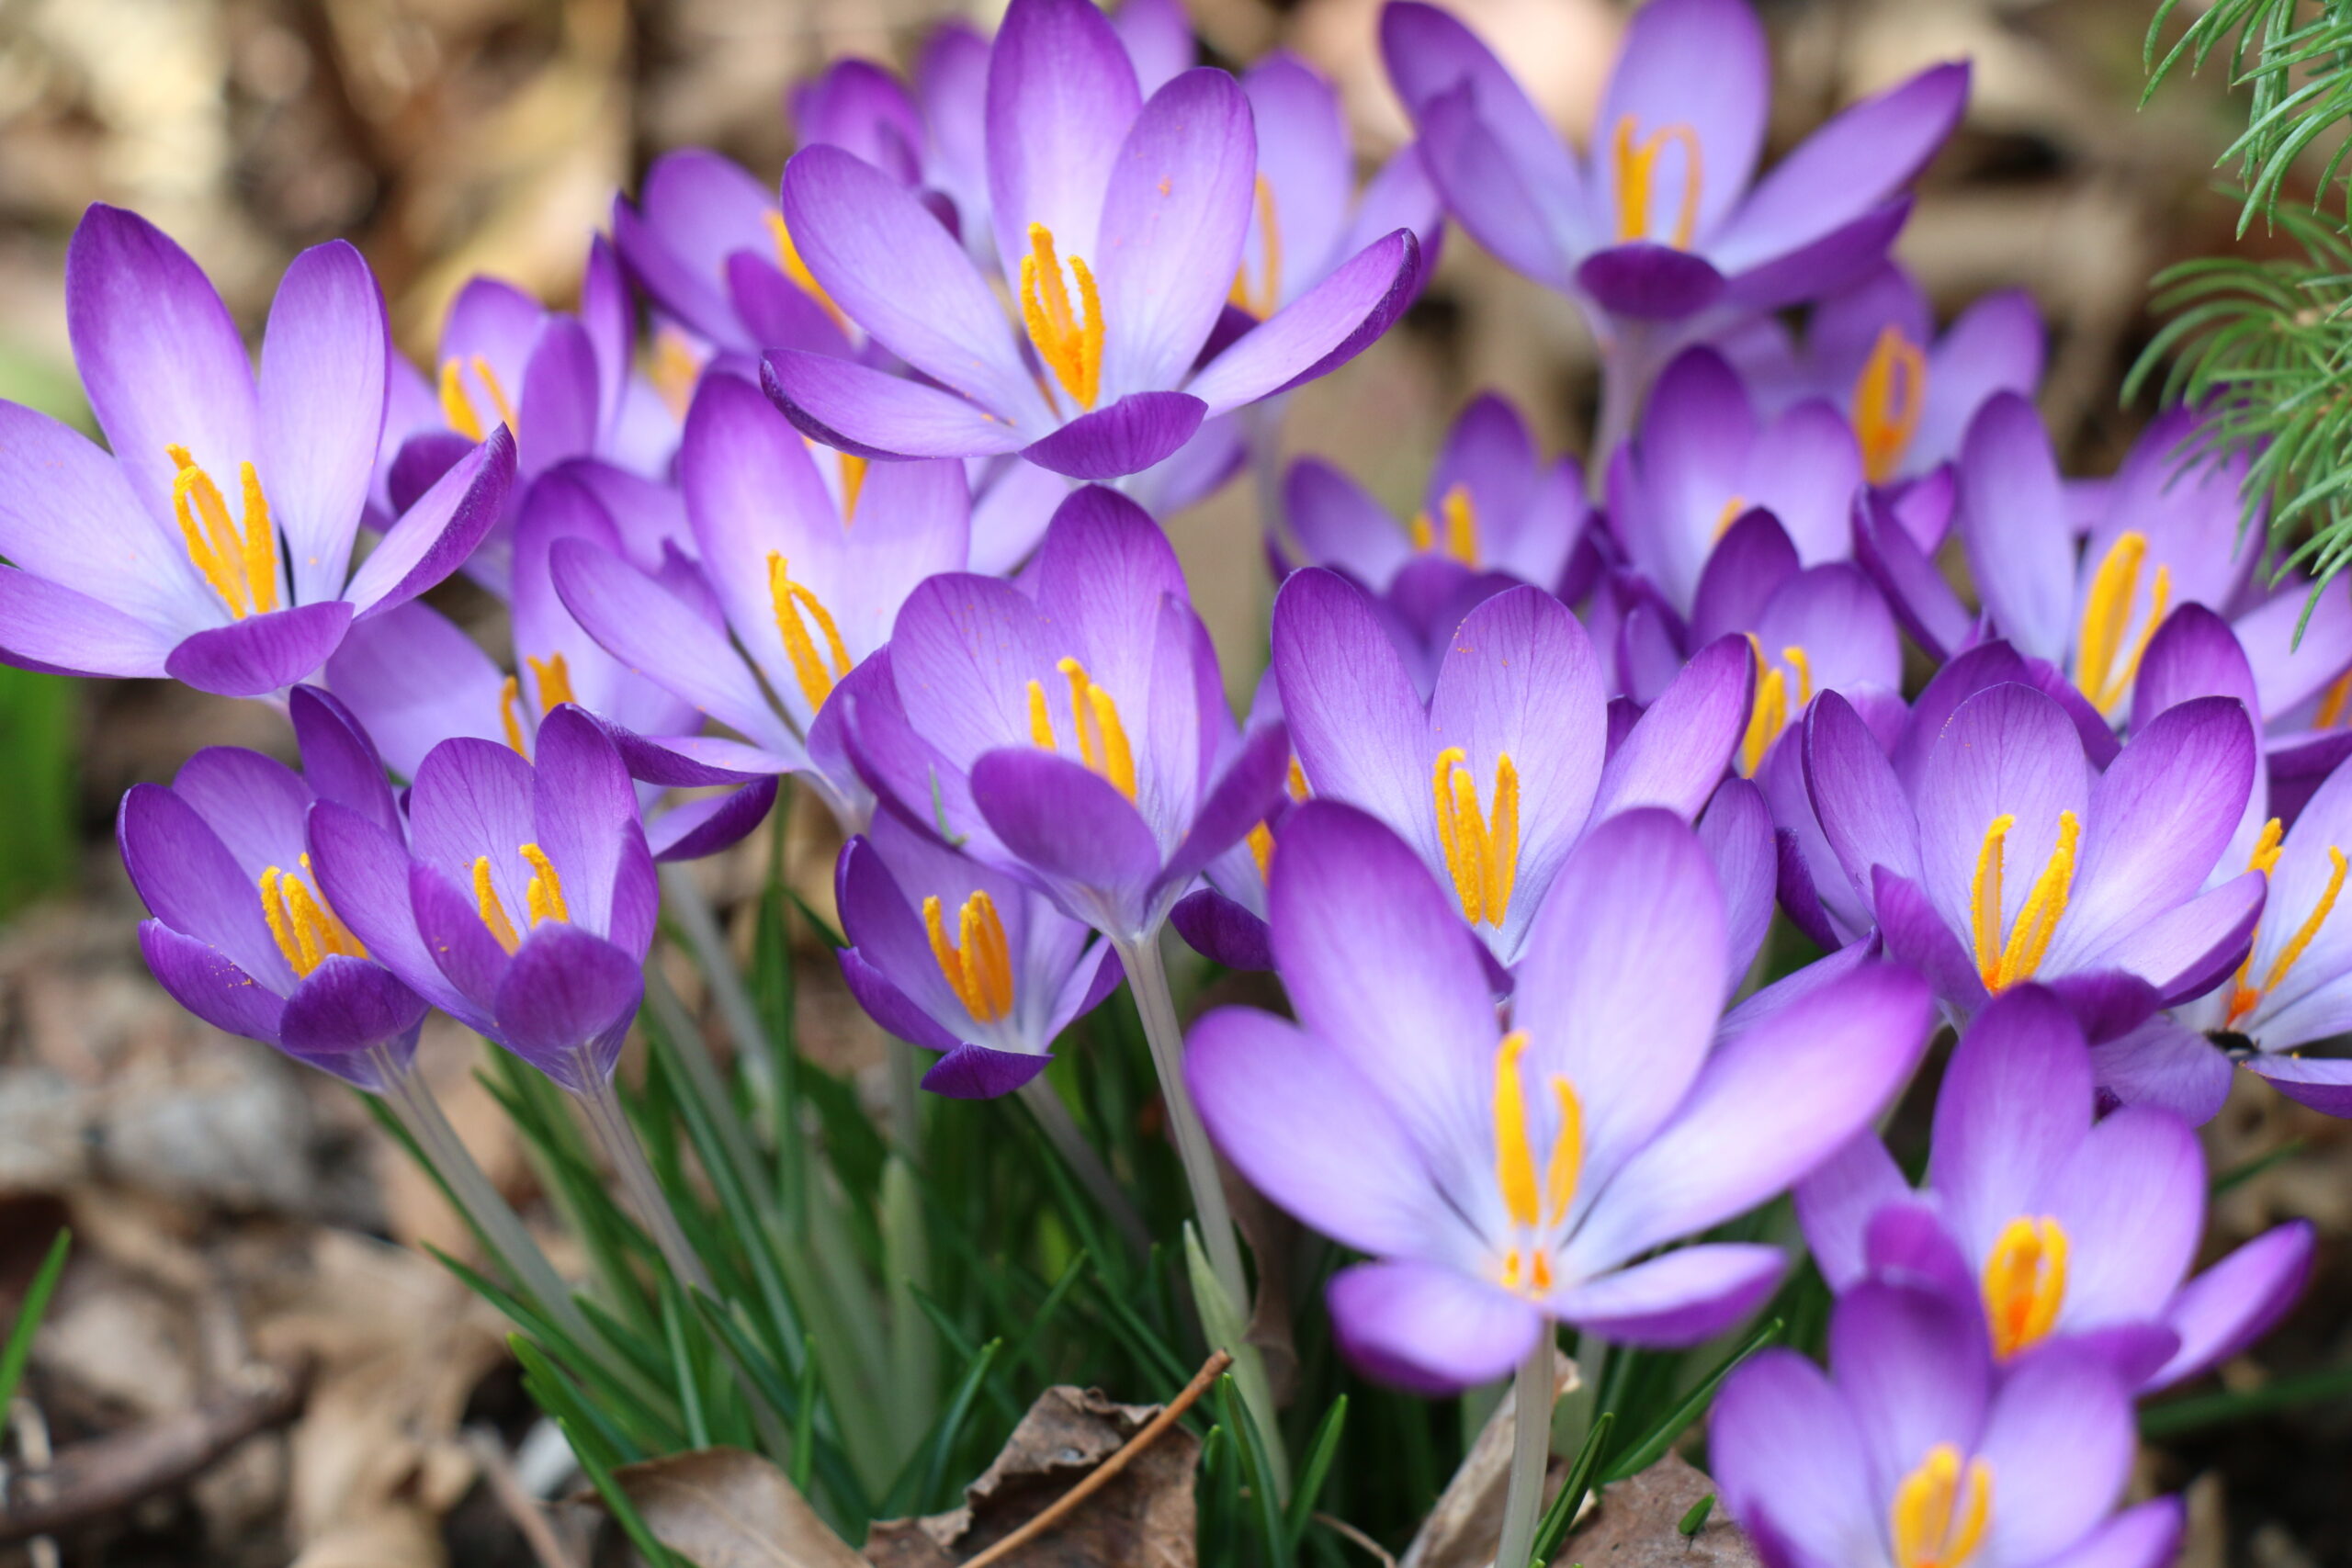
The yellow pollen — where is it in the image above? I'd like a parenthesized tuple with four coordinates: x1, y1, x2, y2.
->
(167, 445, 278, 620)
(1853, 324, 1928, 485)
(1048, 657, 1138, 800)
(2074, 531, 2171, 716)
(1611, 115, 1702, 249)
(1712, 493, 1748, 541)
(2249, 817, 2285, 876)
(521, 842, 570, 928)
(1891, 1444, 1994, 1568)
(1738, 636, 1814, 777)
(2318, 671, 2352, 730)
(1431, 747, 1521, 928)
(2228, 843, 2346, 1027)
(1285, 756, 1310, 803)
(1406, 484, 1480, 566)
(923, 889, 1014, 1023)
(1490, 1030, 1581, 1296)
(650, 327, 702, 423)
(1027, 679, 1057, 750)
(763, 210, 850, 333)
(1227, 173, 1283, 318)
(1247, 821, 1275, 882)
(765, 551, 854, 715)
(473, 855, 523, 954)
(258, 862, 365, 977)
(1970, 810, 2081, 992)
(437, 355, 517, 445)
(499, 674, 527, 755)
(1982, 1216, 2069, 1359)
(837, 452, 868, 521)
(1019, 222, 1103, 412)
(529, 651, 577, 713)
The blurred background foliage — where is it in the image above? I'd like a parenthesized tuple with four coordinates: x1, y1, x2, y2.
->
(2, 0, 2351, 1564)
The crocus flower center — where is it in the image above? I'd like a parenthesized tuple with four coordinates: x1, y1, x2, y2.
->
(923, 889, 1013, 1024)
(2227, 835, 2347, 1028)
(650, 327, 703, 423)
(1228, 174, 1283, 320)
(437, 355, 518, 445)
(1969, 810, 2080, 992)
(1408, 484, 1480, 567)
(2073, 531, 2170, 716)
(763, 210, 850, 333)
(1853, 324, 1928, 485)
(258, 856, 366, 977)
(1739, 634, 1814, 777)
(1611, 115, 1702, 250)
(1491, 1029, 1582, 1296)
(167, 445, 279, 621)
(1982, 1215, 2069, 1359)
(500, 652, 578, 756)
(1027, 658, 1137, 800)
(1890, 1443, 1993, 1568)
(1019, 222, 1103, 412)
(766, 552, 854, 716)
(1431, 747, 1520, 929)
(472, 842, 569, 955)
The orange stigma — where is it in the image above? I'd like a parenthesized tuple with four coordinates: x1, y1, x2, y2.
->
(1891, 1444, 1993, 1568)
(2228, 842, 2347, 1028)
(1611, 115, 1702, 249)
(1853, 324, 1928, 485)
(471, 844, 568, 954)
(167, 445, 278, 620)
(1982, 1216, 2069, 1359)
(1431, 747, 1520, 928)
(2073, 531, 2170, 716)
(1020, 223, 1103, 412)
(1227, 174, 1283, 319)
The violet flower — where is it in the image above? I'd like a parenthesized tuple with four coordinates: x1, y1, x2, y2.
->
(835, 813, 1122, 1098)
(1711, 1277, 2184, 1568)
(119, 686, 426, 1090)
(1271, 570, 1750, 969)
(1186, 800, 1934, 1391)
(1382, 0, 1965, 450)
(1799, 986, 2313, 1393)
(306, 705, 657, 1094)
(1803, 678, 2265, 1040)
(0, 205, 512, 698)
(554, 371, 970, 827)
(760, 0, 1419, 481)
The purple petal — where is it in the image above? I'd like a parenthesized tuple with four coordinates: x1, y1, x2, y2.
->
(516, 316, 600, 474)
(1550, 1244, 1784, 1348)
(1159, 719, 1291, 897)
(259, 240, 388, 604)
(1595, 0, 1767, 242)
(970, 748, 1162, 931)
(791, 58, 926, 184)
(650, 779, 778, 863)
(1854, 484, 1974, 660)
(1709, 1350, 1876, 1568)
(1915, 288, 2045, 473)
(137, 919, 285, 1043)
(2048, 1107, 2203, 1325)
(760, 348, 1027, 460)
(1577, 243, 1726, 321)
(1829, 1280, 1991, 1497)
(0, 567, 178, 678)
(2089, 1016, 2235, 1123)
(1412, 83, 1577, 290)
(165, 600, 354, 698)
(985, 0, 1142, 282)
(279, 954, 429, 1064)
(2149, 1221, 2315, 1389)
(2037, 1501, 2183, 1568)
(1914, 682, 2090, 953)
(1974, 1350, 2136, 1566)
(1958, 393, 2074, 662)
(532, 705, 651, 948)
(168, 747, 310, 877)
(1326, 1259, 1544, 1394)
(1794, 1133, 1911, 1291)
(492, 922, 643, 1089)
(1271, 568, 1430, 848)
(615, 150, 775, 349)
(0, 401, 214, 634)
(1690, 511, 1800, 647)
(1701, 777, 1776, 987)
(1589, 634, 1750, 822)
(1930, 987, 2093, 1262)
(1169, 887, 1273, 971)
(922, 1043, 1053, 1099)
(2245, 1053, 2352, 1116)
(1283, 457, 1409, 585)
(1719, 199, 1911, 313)
(288, 684, 401, 831)
(322, 602, 505, 780)
(1187, 231, 1419, 415)
(1876, 866, 1991, 1010)
(1021, 391, 1206, 479)
(345, 426, 516, 615)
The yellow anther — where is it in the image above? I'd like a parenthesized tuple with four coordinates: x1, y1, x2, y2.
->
(1430, 747, 1520, 927)
(1491, 1031, 1580, 1297)
(1712, 493, 1749, 541)
(1738, 633, 1806, 778)
(924, 890, 1014, 1023)
(1227, 173, 1283, 319)
(1611, 116, 1702, 249)
(1043, 657, 1137, 800)
(521, 843, 569, 928)
(1408, 483, 1479, 567)
(528, 651, 577, 712)
(1493, 1031, 1541, 1228)
(1784, 645, 1815, 706)
(763, 210, 850, 333)
(2229, 843, 2347, 1026)
(1982, 1216, 2069, 1359)
(2318, 671, 2352, 731)
(259, 863, 365, 977)
(167, 445, 277, 620)
(650, 326, 702, 423)
(1027, 679, 1057, 750)
(1247, 822, 1276, 883)
(1544, 1076, 1583, 1226)
(437, 355, 517, 444)
(473, 855, 523, 954)
(1891, 1444, 1994, 1568)
(766, 551, 854, 715)
(1853, 324, 1928, 485)
(2074, 531, 2171, 716)
(1019, 223, 1103, 412)
(2249, 818, 2285, 877)
(1970, 811, 2079, 992)
(1285, 756, 1310, 803)
(499, 675, 527, 755)
(837, 452, 868, 521)
(499, 656, 575, 759)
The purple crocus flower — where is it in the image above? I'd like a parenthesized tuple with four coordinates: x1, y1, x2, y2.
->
(835, 813, 1123, 1098)
(1799, 987, 2313, 1393)
(1185, 801, 1934, 1391)
(119, 687, 426, 1090)
(850, 483, 1289, 943)
(0, 205, 512, 699)
(1804, 679, 2265, 1041)
(1382, 0, 1965, 434)
(306, 705, 656, 1091)
(760, 0, 1419, 481)
(1271, 569, 1750, 968)
(553, 372, 969, 827)
(1711, 1277, 2183, 1568)
(1943, 394, 2352, 705)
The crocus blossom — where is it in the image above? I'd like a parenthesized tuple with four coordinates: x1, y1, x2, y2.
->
(0, 205, 513, 699)
(1186, 801, 1934, 1391)
(835, 813, 1122, 1098)
(1381, 0, 1966, 338)
(119, 687, 427, 1090)
(1271, 570, 1750, 968)
(1711, 1278, 2183, 1568)
(1804, 679, 2265, 1040)
(760, 0, 1419, 481)
(307, 706, 657, 1092)
(1798, 987, 2313, 1393)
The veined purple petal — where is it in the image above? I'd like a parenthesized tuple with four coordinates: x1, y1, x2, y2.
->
(0, 567, 178, 679)
(288, 685, 401, 831)
(1548, 1244, 1784, 1348)
(2047, 1107, 2202, 1325)
(2088, 1016, 2234, 1123)
(1326, 1259, 1544, 1394)
(324, 602, 505, 780)
(1272, 569, 1430, 846)
(0, 401, 216, 634)
(839, 946, 966, 1056)
(2150, 1221, 2314, 1389)
(1709, 1350, 1877, 1568)
(345, 426, 516, 615)
(258, 240, 388, 604)
(1186, 231, 1419, 415)
(2244, 1053, 2352, 1117)
(493, 922, 643, 1089)
(532, 705, 646, 946)
(650, 779, 779, 863)
(410, 859, 515, 1018)
(970, 748, 1162, 931)
(138, 920, 286, 1044)
(1974, 1350, 2136, 1566)
(1959, 393, 2074, 662)
(1021, 391, 1206, 479)
(170, 747, 309, 878)
(1159, 719, 1291, 898)
(1914, 682, 2089, 954)
(1876, 866, 1991, 1010)
(279, 954, 429, 1064)
(986, 0, 1142, 276)
(1929, 987, 2092, 1264)
(1828, 1280, 1991, 1502)
(1589, 634, 1749, 822)
(761, 349, 1028, 460)
(1594, 0, 1767, 243)
(120, 782, 292, 989)
(165, 600, 354, 698)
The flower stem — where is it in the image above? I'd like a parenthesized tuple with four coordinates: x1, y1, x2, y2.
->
(576, 1066, 716, 1297)
(1590, 322, 1660, 494)
(1497, 1334, 1559, 1568)
(1016, 1075, 1151, 1259)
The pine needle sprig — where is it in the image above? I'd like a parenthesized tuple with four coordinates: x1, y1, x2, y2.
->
(2145, 0, 2352, 234)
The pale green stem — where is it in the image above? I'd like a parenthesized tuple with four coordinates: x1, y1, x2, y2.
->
(1590, 322, 1663, 496)
(1497, 1335, 1558, 1568)
(575, 1065, 715, 1297)
(1016, 1076, 1151, 1259)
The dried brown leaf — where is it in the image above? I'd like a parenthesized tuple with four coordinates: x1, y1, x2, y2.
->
(604, 1447, 869, 1568)
(1566, 1452, 1759, 1568)
(864, 1385, 1198, 1568)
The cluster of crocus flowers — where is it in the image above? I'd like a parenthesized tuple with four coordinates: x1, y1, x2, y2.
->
(10, 0, 2335, 1555)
